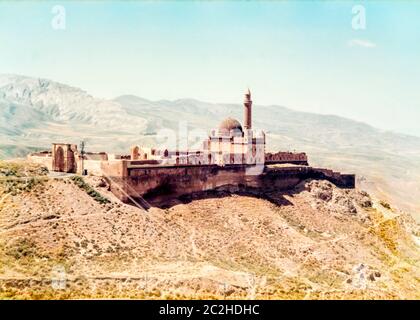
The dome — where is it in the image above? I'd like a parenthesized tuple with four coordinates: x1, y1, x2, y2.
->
(218, 117, 243, 133)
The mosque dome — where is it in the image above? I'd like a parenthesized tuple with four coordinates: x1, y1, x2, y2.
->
(218, 117, 243, 133)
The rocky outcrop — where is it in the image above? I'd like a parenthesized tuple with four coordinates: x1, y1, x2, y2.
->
(302, 180, 373, 223)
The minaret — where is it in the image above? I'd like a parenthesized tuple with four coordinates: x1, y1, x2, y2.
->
(243, 88, 252, 129)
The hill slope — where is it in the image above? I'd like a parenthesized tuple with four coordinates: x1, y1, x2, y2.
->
(0, 161, 418, 299)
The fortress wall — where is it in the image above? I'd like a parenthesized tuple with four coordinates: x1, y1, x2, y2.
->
(28, 154, 107, 177)
(26, 153, 355, 205)
(261, 166, 313, 190)
(102, 161, 355, 205)
(265, 152, 308, 165)
(101, 160, 129, 201)
(311, 168, 356, 188)
(27, 155, 53, 171)
(105, 164, 313, 204)
(265, 160, 309, 166)
(126, 165, 250, 202)
(82, 159, 103, 176)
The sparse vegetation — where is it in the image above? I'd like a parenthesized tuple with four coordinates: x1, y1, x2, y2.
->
(380, 200, 392, 210)
(4, 237, 40, 259)
(70, 176, 110, 204)
(0, 160, 48, 195)
(0, 177, 45, 195)
(0, 160, 48, 177)
(370, 219, 403, 256)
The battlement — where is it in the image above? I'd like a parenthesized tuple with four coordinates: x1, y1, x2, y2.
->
(265, 151, 308, 165)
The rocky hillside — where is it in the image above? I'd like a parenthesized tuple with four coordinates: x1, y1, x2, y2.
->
(0, 161, 418, 299)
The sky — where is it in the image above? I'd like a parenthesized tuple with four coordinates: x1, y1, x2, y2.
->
(0, 1, 419, 136)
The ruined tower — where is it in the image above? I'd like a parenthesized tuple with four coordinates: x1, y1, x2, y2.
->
(244, 88, 252, 129)
(52, 143, 78, 173)
(130, 145, 140, 160)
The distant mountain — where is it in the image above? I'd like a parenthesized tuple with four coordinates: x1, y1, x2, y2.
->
(0, 74, 150, 157)
(1, 74, 420, 220)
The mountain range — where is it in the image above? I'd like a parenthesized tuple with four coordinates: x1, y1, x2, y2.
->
(1, 74, 420, 221)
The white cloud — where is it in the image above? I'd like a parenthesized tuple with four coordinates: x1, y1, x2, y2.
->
(347, 39, 377, 48)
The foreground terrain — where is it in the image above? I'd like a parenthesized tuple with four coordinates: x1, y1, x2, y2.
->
(0, 161, 419, 299)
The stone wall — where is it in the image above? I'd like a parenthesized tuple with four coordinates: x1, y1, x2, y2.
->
(265, 151, 308, 165)
(83, 160, 104, 176)
(28, 153, 106, 176)
(26, 154, 53, 171)
(310, 168, 356, 188)
(102, 162, 355, 206)
(100, 160, 127, 200)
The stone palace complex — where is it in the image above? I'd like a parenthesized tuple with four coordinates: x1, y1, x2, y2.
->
(28, 90, 355, 207)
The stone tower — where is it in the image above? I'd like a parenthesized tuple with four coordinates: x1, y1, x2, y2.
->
(244, 88, 252, 129)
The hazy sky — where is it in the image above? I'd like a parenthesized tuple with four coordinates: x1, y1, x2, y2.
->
(0, 1, 419, 136)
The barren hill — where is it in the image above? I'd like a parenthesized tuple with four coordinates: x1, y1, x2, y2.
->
(0, 161, 418, 299)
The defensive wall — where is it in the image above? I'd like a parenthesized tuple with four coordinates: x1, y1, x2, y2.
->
(101, 161, 355, 205)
